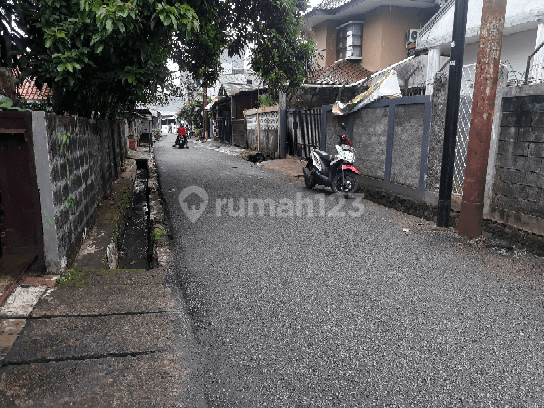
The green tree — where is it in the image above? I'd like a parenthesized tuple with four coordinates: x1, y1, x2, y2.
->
(17, 0, 198, 117)
(0, 1, 26, 103)
(249, 1, 315, 98)
(177, 94, 203, 129)
(171, 0, 315, 96)
(4, 0, 315, 117)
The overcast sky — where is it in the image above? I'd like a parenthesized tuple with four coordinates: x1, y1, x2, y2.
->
(307, 0, 321, 9)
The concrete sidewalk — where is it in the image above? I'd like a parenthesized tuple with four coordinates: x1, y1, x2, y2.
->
(0, 147, 206, 407)
(0, 268, 206, 408)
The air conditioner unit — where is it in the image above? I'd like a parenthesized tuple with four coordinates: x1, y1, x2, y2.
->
(406, 29, 420, 46)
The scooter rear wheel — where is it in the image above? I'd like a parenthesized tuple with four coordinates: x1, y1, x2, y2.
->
(332, 171, 359, 194)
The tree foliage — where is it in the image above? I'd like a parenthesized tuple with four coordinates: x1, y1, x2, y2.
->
(14, 0, 198, 117)
(1, 0, 315, 117)
(177, 94, 203, 128)
(249, 1, 315, 96)
(172, 0, 315, 96)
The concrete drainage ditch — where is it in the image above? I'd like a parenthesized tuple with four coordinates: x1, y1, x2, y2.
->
(117, 159, 151, 269)
(71, 154, 170, 273)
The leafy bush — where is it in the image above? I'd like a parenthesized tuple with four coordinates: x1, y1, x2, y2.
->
(0, 96, 23, 111)
(258, 94, 276, 108)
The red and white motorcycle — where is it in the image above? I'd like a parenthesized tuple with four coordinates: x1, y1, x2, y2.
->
(303, 123, 360, 194)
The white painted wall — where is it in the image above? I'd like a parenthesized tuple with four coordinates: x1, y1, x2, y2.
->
(417, 0, 543, 49)
(462, 28, 537, 77)
(533, 20, 544, 82)
(419, 0, 542, 86)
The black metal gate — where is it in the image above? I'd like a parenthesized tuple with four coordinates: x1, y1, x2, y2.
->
(285, 108, 322, 158)
(217, 116, 231, 143)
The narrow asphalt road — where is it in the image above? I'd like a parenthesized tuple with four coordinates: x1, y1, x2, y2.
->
(155, 133, 544, 407)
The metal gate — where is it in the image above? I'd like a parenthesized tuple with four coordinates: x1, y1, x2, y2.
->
(285, 108, 322, 158)
(217, 116, 231, 143)
(452, 64, 476, 194)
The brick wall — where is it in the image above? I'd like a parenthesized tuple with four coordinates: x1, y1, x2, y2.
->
(491, 96, 544, 221)
(43, 114, 128, 269)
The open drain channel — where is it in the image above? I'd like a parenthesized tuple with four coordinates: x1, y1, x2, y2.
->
(117, 159, 151, 269)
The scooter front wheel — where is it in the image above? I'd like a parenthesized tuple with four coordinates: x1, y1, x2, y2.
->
(332, 171, 359, 194)
(303, 167, 316, 189)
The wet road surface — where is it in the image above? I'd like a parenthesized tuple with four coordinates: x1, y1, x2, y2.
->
(155, 134, 544, 407)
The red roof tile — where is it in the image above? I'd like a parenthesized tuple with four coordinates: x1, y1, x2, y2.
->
(18, 77, 51, 101)
(306, 60, 373, 86)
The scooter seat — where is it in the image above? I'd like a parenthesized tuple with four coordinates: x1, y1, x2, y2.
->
(314, 150, 334, 163)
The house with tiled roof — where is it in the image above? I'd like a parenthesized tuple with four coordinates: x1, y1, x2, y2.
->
(299, 0, 444, 108)
(0, 68, 52, 105)
(304, 0, 442, 72)
(205, 51, 267, 144)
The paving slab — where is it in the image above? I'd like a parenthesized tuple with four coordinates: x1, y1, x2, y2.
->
(0, 320, 26, 363)
(0, 287, 48, 318)
(2, 313, 180, 365)
(20, 276, 59, 288)
(0, 352, 207, 408)
(31, 285, 177, 317)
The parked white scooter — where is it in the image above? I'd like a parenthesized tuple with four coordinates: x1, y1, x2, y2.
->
(303, 123, 360, 194)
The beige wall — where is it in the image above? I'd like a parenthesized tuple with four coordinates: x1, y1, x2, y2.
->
(361, 9, 383, 72)
(312, 20, 338, 69)
(362, 6, 433, 71)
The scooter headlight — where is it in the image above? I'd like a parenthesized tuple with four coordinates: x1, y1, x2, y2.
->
(342, 151, 354, 162)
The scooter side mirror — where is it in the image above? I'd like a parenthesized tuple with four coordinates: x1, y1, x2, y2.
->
(340, 135, 353, 147)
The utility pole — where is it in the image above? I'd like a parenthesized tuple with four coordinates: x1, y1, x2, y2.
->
(436, 0, 469, 228)
(203, 87, 208, 141)
(458, 0, 508, 237)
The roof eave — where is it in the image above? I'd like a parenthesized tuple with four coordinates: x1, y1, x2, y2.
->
(304, 0, 440, 30)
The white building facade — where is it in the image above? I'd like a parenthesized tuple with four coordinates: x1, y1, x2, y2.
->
(417, 0, 544, 94)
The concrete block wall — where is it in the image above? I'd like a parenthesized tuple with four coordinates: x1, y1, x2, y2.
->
(311, 71, 544, 241)
(324, 98, 429, 197)
(246, 113, 258, 151)
(324, 110, 348, 158)
(391, 104, 426, 188)
(489, 93, 544, 233)
(349, 106, 389, 180)
(35, 113, 128, 272)
(258, 111, 279, 156)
